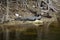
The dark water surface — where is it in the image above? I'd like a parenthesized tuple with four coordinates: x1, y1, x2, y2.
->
(0, 22, 60, 40)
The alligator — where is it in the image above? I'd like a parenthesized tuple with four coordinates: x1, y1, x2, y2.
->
(15, 15, 41, 21)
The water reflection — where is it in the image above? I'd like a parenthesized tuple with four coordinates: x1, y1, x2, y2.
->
(0, 23, 60, 40)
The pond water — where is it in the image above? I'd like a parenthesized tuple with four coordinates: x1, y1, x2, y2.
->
(0, 22, 60, 40)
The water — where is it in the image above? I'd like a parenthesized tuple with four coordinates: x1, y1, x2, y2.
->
(0, 22, 60, 40)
